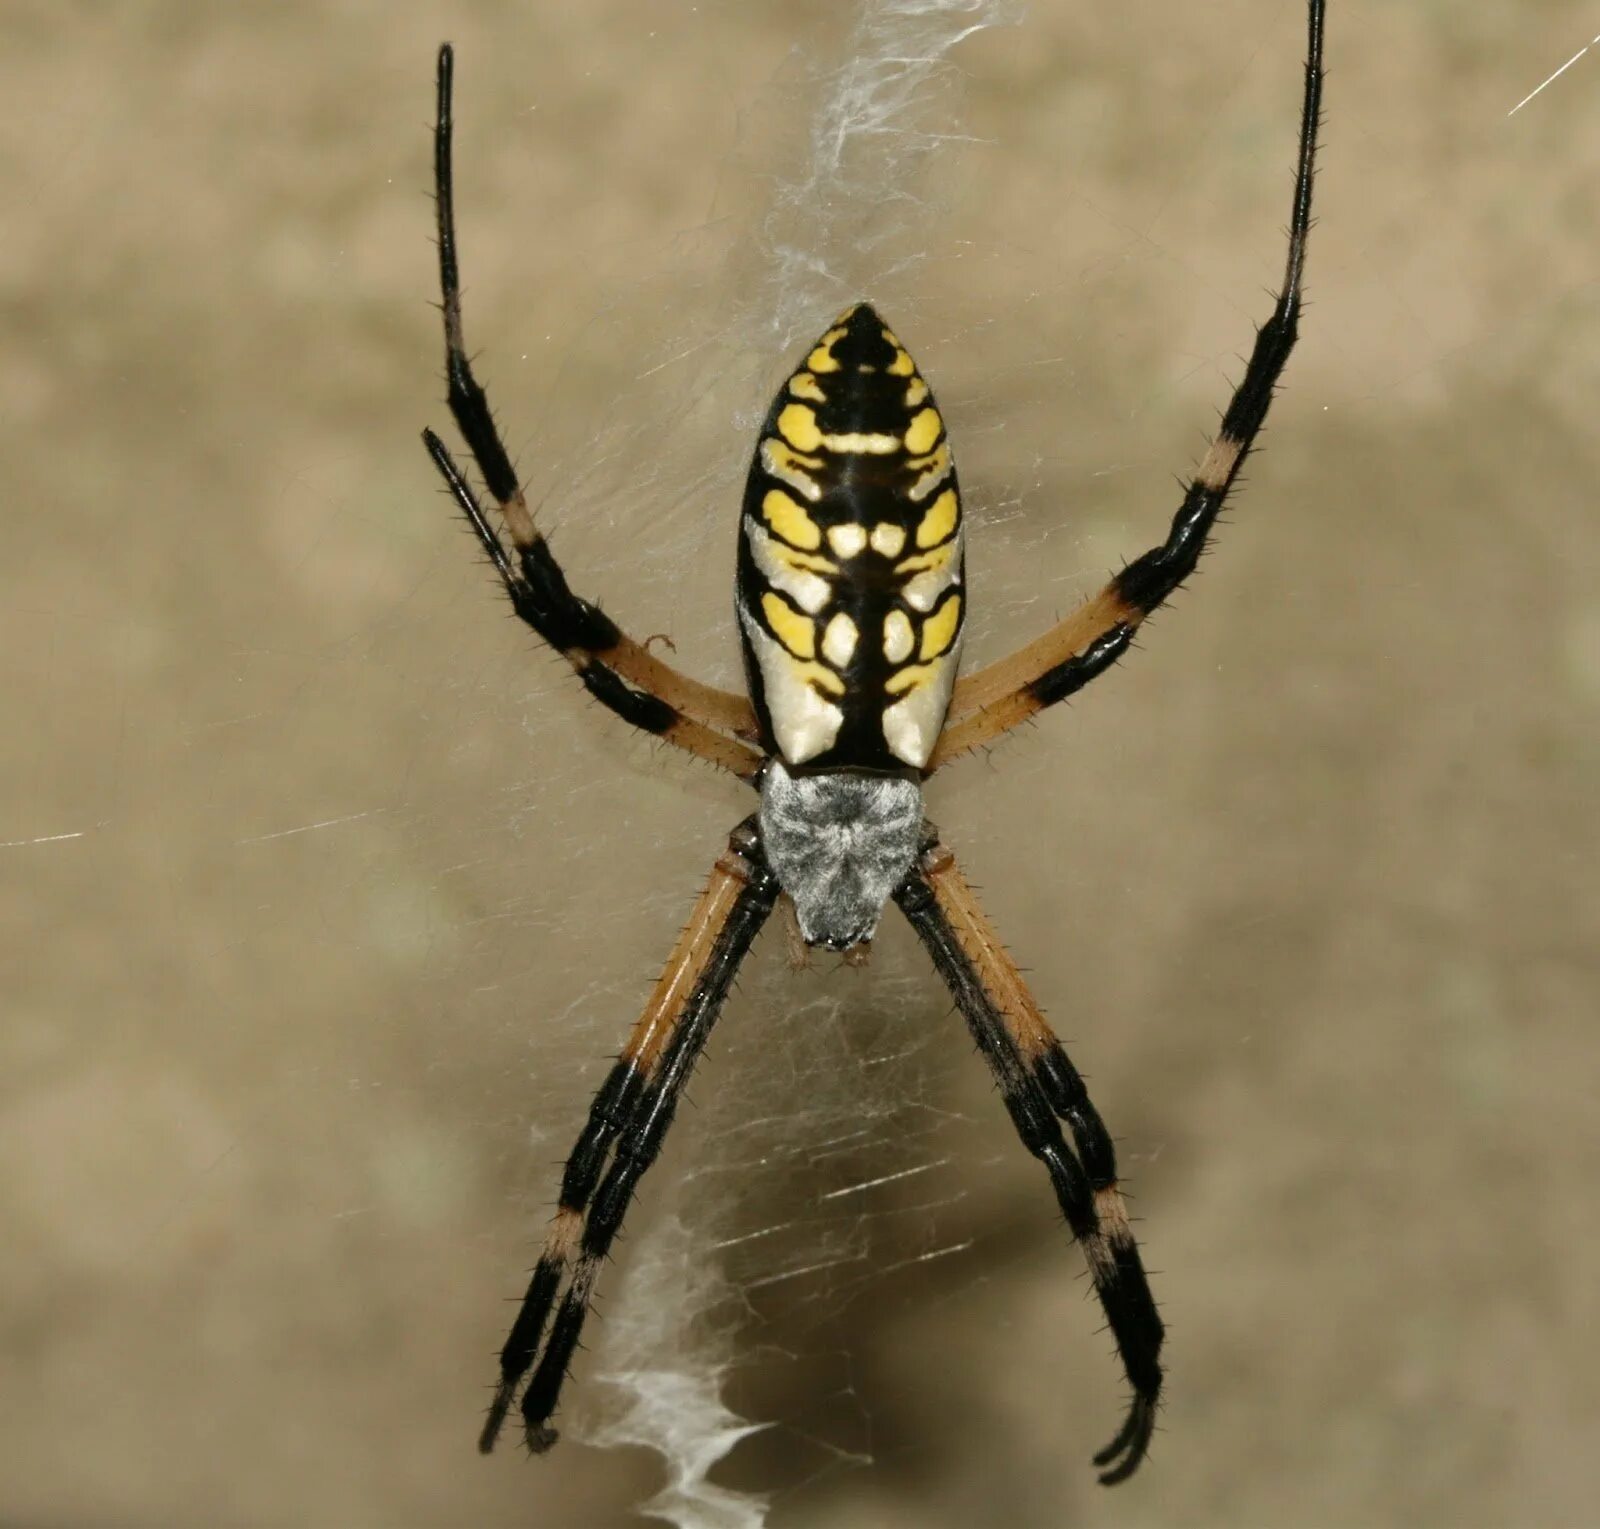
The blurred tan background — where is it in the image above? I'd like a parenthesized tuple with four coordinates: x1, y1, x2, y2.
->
(5, 2, 1598, 1525)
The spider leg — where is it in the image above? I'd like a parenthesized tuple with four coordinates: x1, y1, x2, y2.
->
(894, 834, 1163, 1487)
(479, 817, 779, 1455)
(424, 44, 762, 778)
(424, 433, 762, 780)
(927, 0, 1324, 772)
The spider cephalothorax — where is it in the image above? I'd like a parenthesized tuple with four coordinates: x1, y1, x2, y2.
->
(421, 0, 1324, 1487)
(758, 760, 922, 949)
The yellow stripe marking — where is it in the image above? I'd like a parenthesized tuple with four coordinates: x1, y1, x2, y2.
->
(870, 522, 906, 558)
(805, 663, 846, 695)
(882, 656, 955, 767)
(904, 560, 959, 612)
(820, 430, 901, 454)
(762, 488, 823, 550)
(762, 591, 816, 659)
(895, 543, 952, 575)
(884, 610, 914, 663)
(907, 442, 951, 501)
(827, 524, 868, 558)
(788, 372, 827, 403)
(908, 550, 953, 614)
(738, 604, 845, 763)
(888, 348, 915, 377)
(886, 665, 930, 696)
(769, 538, 837, 575)
(904, 376, 928, 408)
(915, 488, 960, 549)
(747, 521, 833, 613)
(904, 407, 943, 455)
(777, 403, 822, 452)
(761, 438, 824, 502)
(807, 326, 847, 374)
(920, 594, 962, 660)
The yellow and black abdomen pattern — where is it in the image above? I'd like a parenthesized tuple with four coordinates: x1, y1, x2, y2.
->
(736, 304, 965, 772)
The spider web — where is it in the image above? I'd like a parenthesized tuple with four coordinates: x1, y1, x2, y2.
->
(15, 3, 1600, 1525)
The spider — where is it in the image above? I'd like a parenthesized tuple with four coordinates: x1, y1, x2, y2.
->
(422, 0, 1323, 1488)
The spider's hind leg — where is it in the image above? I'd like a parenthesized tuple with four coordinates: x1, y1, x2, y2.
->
(894, 835, 1163, 1486)
(479, 818, 779, 1455)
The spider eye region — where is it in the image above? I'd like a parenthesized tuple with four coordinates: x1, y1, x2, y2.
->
(758, 761, 923, 949)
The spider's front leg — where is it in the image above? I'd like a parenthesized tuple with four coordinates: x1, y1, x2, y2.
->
(479, 818, 779, 1454)
(423, 44, 761, 781)
(926, 0, 1324, 772)
(895, 835, 1163, 1486)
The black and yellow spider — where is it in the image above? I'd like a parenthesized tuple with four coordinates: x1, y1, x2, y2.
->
(422, 0, 1323, 1488)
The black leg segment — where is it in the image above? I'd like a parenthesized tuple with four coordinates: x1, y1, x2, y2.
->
(478, 823, 779, 1456)
(895, 857, 1164, 1486)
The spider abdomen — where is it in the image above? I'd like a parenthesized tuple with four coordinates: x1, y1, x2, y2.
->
(736, 304, 966, 773)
